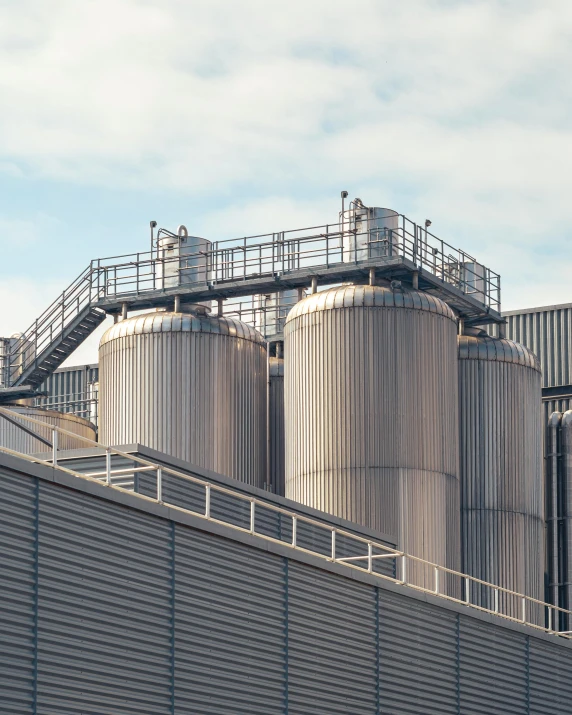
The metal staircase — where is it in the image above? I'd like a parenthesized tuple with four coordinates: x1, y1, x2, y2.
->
(0, 266, 106, 400)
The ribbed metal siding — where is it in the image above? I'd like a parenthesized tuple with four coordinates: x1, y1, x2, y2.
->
(287, 561, 377, 714)
(378, 590, 458, 714)
(0, 408, 96, 455)
(269, 357, 285, 496)
(174, 528, 285, 713)
(37, 364, 99, 423)
(529, 639, 572, 714)
(36, 482, 173, 713)
(285, 284, 460, 583)
(0, 470, 36, 714)
(459, 617, 527, 714)
(503, 305, 572, 388)
(458, 338, 544, 610)
(99, 312, 267, 487)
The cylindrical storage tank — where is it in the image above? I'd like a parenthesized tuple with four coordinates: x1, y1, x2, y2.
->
(458, 330, 544, 618)
(0, 407, 96, 454)
(269, 356, 285, 495)
(99, 310, 267, 487)
(285, 283, 460, 585)
(342, 203, 400, 262)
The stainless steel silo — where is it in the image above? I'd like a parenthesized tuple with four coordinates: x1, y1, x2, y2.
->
(268, 356, 285, 495)
(284, 283, 460, 585)
(458, 330, 544, 615)
(99, 309, 267, 487)
(0, 407, 96, 454)
(341, 202, 400, 262)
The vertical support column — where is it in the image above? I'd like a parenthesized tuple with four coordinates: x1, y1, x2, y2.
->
(311, 277, 318, 294)
(174, 296, 181, 314)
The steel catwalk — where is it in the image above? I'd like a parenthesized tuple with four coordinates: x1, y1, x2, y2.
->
(0, 407, 95, 454)
(99, 310, 267, 487)
(458, 331, 544, 613)
(268, 357, 285, 495)
(284, 283, 460, 587)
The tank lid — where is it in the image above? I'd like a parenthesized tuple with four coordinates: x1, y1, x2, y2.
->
(285, 283, 457, 324)
(6, 406, 96, 430)
(458, 334, 541, 371)
(100, 311, 266, 348)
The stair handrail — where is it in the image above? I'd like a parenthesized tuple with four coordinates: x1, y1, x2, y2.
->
(8, 265, 102, 385)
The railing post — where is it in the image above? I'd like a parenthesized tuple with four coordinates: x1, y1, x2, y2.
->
(367, 542, 373, 573)
(434, 566, 439, 594)
(331, 529, 336, 561)
(52, 429, 58, 466)
(157, 468, 162, 502)
(250, 501, 255, 534)
(292, 517, 297, 548)
(521, 597, 526, 624)
(105, 447, 111, 485)
(548, 606, 552, 632)
(494, 588, 499, 614)
(465, 577, 470, 605)
(401, 555, 407, 584)
(205, 484, 211, 519)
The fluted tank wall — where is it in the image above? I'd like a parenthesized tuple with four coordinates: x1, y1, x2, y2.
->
(99, 311, 267, 487)
(284, 283, 460, 580)
(0, 407, 96, 454)
(269, 357, 285, 495)
(458, 333, 544, 610)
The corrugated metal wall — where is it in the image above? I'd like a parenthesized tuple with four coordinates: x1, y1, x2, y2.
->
(502, 304, 572, 389)
(2, 459, 572, 713)
(36, 365, 99, 426)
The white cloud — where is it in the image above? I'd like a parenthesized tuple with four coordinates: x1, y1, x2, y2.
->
(0, 0, 571, 318)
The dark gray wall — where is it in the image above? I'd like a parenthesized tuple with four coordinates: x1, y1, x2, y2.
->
(1, 454, 572, 714)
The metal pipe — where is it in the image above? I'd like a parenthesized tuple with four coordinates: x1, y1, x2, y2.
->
(174, 295, 181, 313)
(369, 267, 376, 286)
(548, 412, 562, 609)
(121, 303, 128, 321)
(297, 287, 304, 302)
(311, 276, 318, 294)
(562, 411, 572, 619)
(266, 346, 271, 491)
(498, 321, 506, 339)
(217, 298, 223, 317)
(113, 314, 119, 324)
(412, 270, 419, 290)
(276, 342, 283, 360)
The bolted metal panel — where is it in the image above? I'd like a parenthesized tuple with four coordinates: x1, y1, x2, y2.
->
(284, 283, 460, 585)
(269, 356, 285, 496)
(287, 561, 377, 714)
(36, 481, 173, 713)
(529, 639, 572, 714)
(0, 470, 36, 713)
(378, 590, 459, 714)
(99, 311, 267, 487)
(459, 617, 527, 715)
(0, 407, 96, 455)
(174, 527, 286, 714)
(458, 333, 544, 612)
(502, 303, 572, 388)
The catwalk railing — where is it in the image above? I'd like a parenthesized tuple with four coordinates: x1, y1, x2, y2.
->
(0, 407, 567, 637)
(4, 213, 501, 387)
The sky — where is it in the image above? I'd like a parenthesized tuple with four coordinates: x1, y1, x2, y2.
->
(0, 0, 571, 365)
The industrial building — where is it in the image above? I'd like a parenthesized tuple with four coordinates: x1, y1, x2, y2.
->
(1, 197, 572, 712)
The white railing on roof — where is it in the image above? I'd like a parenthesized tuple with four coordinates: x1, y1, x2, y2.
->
(0, 407, 567, 638)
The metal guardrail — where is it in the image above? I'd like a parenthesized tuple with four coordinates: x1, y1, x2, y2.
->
(3, 213, 501, 388)
(0, 408, 567, 638)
